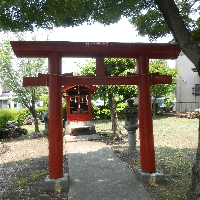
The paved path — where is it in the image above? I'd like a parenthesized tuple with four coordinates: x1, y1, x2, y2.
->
(65, 135, 152, 200)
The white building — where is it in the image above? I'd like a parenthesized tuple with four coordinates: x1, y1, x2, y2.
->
(0, 80, 19, 109)
(175, 52, 200, 112)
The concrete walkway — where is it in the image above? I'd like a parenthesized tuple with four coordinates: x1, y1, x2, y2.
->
(65, 135, 152, 200)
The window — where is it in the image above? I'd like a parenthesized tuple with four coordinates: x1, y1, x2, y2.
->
(194, 84, 200, 96)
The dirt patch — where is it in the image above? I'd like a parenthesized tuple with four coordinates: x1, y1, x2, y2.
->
(0, 134, 68, 200)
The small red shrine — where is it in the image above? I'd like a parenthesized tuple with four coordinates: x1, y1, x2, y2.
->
(62, 85, 97, 135)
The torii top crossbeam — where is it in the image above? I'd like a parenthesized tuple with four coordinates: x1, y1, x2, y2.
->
(11, 41, 180, 59)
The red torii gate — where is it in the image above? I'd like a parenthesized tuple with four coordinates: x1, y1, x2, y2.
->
(10, 41, 181, 179)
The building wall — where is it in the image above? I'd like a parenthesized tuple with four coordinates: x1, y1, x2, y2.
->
(0, 80, 17, 109)
(175, 53, 200, 112)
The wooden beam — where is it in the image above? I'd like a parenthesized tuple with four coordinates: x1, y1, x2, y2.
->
(11, 41, 181, 60)
(23, 73, 172, 87)
(96, 57, 105, 76)
(151, 72, 172, 85)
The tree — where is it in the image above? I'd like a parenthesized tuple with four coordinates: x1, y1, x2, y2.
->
(78, 58, 137, 140)
(132, 0, 200, 74)
(0, 40, 47, 133)
(0, 1, 199, 72)
(150, 60, 179, 99)
(150, 60, 179, 116)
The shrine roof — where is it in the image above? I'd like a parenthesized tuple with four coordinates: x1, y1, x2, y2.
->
(62, 85, 98, 92)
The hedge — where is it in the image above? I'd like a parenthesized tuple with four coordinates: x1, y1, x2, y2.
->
(0, 107, 48, 131)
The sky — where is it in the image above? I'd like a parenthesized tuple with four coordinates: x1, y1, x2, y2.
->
(5, 18, 175, 73)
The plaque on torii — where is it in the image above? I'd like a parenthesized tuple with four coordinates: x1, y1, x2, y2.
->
(11, 41, 181, 179)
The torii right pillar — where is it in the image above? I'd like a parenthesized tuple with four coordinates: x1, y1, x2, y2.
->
(136, 54, 169, 183)
(137, 55, 155, 173)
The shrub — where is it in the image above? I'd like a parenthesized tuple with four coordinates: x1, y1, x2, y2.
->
(35, 106, 48, 116)
(17, 108, 31, 126)
(92, 102, 139, 120)
(0, 109, 19, 130)
(0, 107, 49, 131)
(92, 104, 101, 120)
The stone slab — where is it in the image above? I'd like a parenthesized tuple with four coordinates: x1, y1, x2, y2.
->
(66, 141, 152, 200)
(135, 169, 165, 184)
(64, 134, 102, 142)
(43, 173, 69, 192)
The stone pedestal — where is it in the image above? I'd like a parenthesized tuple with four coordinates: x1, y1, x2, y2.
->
(65, 121, 96, 135)
(43, 173, 69, 192)
(135, 169, 165, 184)
(122, 99, 138, 157)
(128, 131, 137, 157)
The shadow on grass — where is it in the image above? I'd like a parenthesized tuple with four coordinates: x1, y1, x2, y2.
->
(136, 145, 196, 200)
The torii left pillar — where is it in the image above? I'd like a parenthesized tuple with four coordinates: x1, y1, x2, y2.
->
(48, 52, 63, 178)
(43, 53, 70, 191)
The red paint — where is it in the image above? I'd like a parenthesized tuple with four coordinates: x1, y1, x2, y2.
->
(96, 57, 105, 76)
(62, 85, 97, 122)
(48, 52, 63, 179)
(10, 41, 180, 59)
(137, 55, 156, 173)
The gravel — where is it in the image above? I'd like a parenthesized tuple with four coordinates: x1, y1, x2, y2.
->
(0, 135, 68, 200)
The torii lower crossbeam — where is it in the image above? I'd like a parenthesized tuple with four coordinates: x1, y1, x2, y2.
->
(10, 41, 181, 179)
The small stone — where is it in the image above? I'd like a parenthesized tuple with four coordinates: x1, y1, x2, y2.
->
(0, 143, 9, 155)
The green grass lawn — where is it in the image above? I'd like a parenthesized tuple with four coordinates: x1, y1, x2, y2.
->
(94, 117, 199, 199)
(22, 124, 45, 134)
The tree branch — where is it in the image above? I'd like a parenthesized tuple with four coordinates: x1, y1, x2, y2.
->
(155, 0, 200, 74)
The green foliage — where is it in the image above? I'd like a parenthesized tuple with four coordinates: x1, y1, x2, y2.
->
(12, 177, 30, 186)
(17, 108, 31, 125)
(129, 0, 200, 43)
(92, 102, 138, 120)
(0, 39, 48, 132)
(0, 108, 19, 130)
(78, 60, 96, 76)
(0, 40, 48, 110)
(163, 98, 174, 108)
(150, 60, 179, 99)
(0, 107, 48, 132)
(29, 172, 47, 179)
(0, 1, 198, 45)
(12, 172, 47, 187)
(98, 58, 137, 101)
(92, 103, 101, 120)
(131, 7, 170, 40)
(0, 0, 128, 31)
(35, 107, 48, 116)
(79, 58, 137, 102)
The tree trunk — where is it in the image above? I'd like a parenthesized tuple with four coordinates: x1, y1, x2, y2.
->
(108, 93, 121, 140)
(29, 106, 40, 133)
(30, 89, 40, 133)
(188, 117, 200, 199)
(155, 0, 200, 74)
(32, 112, 40, 133)
(152, 99, 157, 118)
